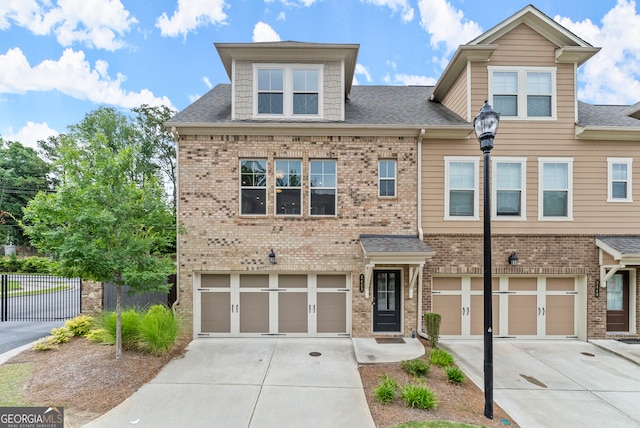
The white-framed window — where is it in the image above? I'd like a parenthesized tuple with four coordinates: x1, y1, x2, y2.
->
(489, 66, 556, 120)
(379, 159, 396, 197)
(275, 159, 302, 216)
(445, 157, 479, 220)
(309, 160, 336, 216)
(254, 64, 323, 118)
(538, 158, 573, 220)
(607, 158, 633, 202)
(240, 159, 267, 215)
(492, 157, 526, 220)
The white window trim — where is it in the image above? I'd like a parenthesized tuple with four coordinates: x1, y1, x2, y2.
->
(274, 159, 303, 217)
(378, 159, 397, 198)
(607, 157, 633, 202)
(488, 66, 557, 120)
(253, 64, 324, 119)
(492, 157, 527, 221)
(538, 157, 573, 221)
(444, 156, 479, 221)
(309, 159, 337, 217)
(239, 159, 268, 217)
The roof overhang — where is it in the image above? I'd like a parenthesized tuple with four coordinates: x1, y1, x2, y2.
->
(596, 237, 640, 265)
(575, 126, 640, 141)
(215, 42, 359, 99)
(555, 46, 601, 66)
(360, 234, 435, 265)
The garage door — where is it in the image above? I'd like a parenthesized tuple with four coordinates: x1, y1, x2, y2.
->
(197, 273, 350, 337)
(432, 276, 578, 339)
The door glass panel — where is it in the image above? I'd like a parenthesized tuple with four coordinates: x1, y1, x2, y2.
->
(377, 272, 396, 311)
(607, 274, 624, 310)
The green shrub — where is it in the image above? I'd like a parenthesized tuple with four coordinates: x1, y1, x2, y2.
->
(50, 327, 73, 344)
(86, 328, 110, 343)
(400, 359, 430, 378)
(401, 383, 438, 410)
(0, 256, 56, 274)
(429, 348, 454, 367)
(374, 374, 398, 403)
(99, 309, 143, 350)
(33, 336, 59, 351)
(445, 366, 466, 385)
(64, 315, 94, 337)
(137, 305, 180, 356)
(424, 312, 441, 349)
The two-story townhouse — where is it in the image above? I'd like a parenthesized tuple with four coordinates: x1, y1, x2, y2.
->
(167, 4, 640, 342)
(424, 5, 640, 341)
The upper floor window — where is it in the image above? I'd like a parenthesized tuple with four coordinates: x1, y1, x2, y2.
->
(254, 65, 322, 118)
(379, 160, 396, 197)
(538, 158, 573, 220)
(489, 66, 556, 120)
(445, 157, 479, 220)
(240, 159, 267, 215)
(608, 158, 633, 202)
(309, 160, 336, 216)
(275, 160, 302, 215)
(493, 158, 526, 220)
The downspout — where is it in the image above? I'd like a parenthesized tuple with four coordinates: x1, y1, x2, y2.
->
(170, 127, 181, 315)
(417, 129, 428, 340)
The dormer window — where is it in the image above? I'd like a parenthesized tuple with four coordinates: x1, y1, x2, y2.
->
(254, 64, 323, 119)
(489, 66, 556, 120)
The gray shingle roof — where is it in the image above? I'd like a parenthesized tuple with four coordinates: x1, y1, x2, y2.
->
(577, 102, 640, 128)
(166, 84, 468, 127)
(360, 234, 434, 255)
(596, 236, 640, 256)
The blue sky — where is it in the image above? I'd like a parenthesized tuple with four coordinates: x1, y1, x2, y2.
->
(1, 0, 639, 149)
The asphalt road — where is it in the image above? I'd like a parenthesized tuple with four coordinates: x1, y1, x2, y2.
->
(0, 320, 65, 355)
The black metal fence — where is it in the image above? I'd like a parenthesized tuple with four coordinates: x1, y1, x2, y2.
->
(0, 274, 81, 322)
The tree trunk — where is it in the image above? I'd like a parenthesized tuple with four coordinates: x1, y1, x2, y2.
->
(115, 284, 122, 360)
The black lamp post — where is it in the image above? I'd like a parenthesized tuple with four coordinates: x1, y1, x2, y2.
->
(473, 101, 500, 420)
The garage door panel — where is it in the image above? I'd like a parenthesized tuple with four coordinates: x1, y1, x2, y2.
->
(546, 295, 575, 335)
(508, 295, 537, 335)
(470, 294, 501, 336)
(317, 292, 347, 333)
(240, 292, 269, 333)
(201, 292, 230, 333)
(279, 292, 308, 333)
(433, 295, 461, 335)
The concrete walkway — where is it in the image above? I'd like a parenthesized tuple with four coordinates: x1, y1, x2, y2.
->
(84, 338, 376, 428)
(442, 339, 640, 428)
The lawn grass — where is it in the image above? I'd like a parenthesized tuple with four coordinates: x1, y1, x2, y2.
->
(393, 422, 484, 428)
(0, 363, 33, 406)
(4, 285, 70, 298)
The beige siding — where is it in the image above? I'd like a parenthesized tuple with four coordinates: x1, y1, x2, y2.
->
(441, 65, 469, 121)
(233, 60, 343, 121)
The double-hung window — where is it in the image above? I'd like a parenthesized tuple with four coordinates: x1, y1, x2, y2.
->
(445, 157, 479, 220)
(608, 158, 633, 202)
(493, 158, 526, 219)
(275, 160, 302, 215)
(254, 65, 322, 118)
(489, 66, 556, 119)
(240, 160, 267, 215)
(539, 158, 573, 220)
(379, 160, 396, 197)
(309, 160, 336, 216)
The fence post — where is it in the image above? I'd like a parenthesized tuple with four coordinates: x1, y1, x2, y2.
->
(1, 275, 7, 322)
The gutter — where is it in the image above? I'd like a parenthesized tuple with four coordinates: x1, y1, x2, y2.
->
(417, 129, 427, 341)
(170, 126, 181, 316)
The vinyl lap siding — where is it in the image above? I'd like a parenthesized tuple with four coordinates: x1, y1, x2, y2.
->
(441, 67, 469, 121)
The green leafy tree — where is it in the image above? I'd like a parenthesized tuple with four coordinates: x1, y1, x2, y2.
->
(22, 113, 175, 360)
(0, 138, 51, 245)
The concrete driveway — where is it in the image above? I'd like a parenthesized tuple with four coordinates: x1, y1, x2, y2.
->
(443, 340, 640, 428)
(85, 338, 374, 428)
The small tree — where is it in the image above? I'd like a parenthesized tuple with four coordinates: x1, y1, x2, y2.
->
(424, 313, 442, 349)
(22, 114, 175, 360)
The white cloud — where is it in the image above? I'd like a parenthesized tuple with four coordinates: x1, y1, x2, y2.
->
(355, 64, 372, 83)
(277, 12, 286, 21)
(253, 21, 281, 42)
(555, 0, 640, 104)
(272, 0, 318, 6)
(392, 74, 437, 86)
(203, 76, 212, 89)
(360, 0, 414, 23)
(5, 121, 59, 150)
(156, 0, 228, 38)
(0, 0, 137, 51)
(416, 0, 482, 54)
(0, 47, 173, 109)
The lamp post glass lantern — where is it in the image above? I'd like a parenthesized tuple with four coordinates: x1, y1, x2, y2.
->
(473, 101, 500, 420)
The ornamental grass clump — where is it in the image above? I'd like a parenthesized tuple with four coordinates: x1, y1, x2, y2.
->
(374, 374, 399, 404)
(445, 366, 466, 385)
(137, 305, 180, 356)
(400, 358, 430, 378)
(401, 383, 438, 410)
(98, 308, 142, 350)
(429, 348, 454, 367)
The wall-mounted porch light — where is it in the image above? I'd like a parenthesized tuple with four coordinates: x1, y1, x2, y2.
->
(508, 251, 518, 266)
(268, 249, 277, 265)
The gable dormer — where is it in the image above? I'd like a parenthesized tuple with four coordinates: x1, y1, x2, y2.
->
(215, 42, 359, 122)
(431, 4, 600, 123)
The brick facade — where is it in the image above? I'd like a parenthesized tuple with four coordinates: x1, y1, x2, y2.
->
(176, 133, 421, 338)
